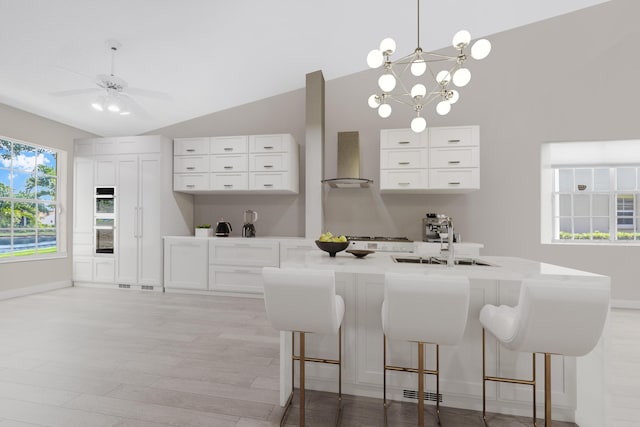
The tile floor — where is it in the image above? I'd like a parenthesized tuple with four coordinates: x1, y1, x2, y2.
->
(0, 287, 636, 426)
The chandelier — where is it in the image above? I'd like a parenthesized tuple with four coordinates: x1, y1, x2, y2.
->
(366, 0, 491, 132)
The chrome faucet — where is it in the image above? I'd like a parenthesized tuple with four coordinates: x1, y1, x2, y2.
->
(439, 217, 455, 267)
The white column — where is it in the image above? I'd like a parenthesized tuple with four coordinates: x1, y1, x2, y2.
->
(305, 70, 325, 239)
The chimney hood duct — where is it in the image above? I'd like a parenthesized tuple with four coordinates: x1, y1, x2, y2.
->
(322, 131, 373, 188)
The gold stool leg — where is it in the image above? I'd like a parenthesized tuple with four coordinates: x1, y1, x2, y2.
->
(300, 331, 305, 427)
(418, 342, 424, 427)
(545, 353, 551, 427)
(335, 326, 343, 427)
(482, 328, 488, 426)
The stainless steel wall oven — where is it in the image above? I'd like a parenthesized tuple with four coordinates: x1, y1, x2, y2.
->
(94, 187, 115, 254)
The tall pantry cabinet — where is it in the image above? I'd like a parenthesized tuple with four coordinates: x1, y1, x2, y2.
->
(73, 135, 192, 290)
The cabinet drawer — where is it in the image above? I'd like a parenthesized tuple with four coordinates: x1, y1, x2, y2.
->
(380, 149, 428, 169)
(429, 147, 479, 168)
(174, 173, 209, 191)
(174, 156, 209, 173)
(429, 126, 478, 148)
(93, 258, 115, 283)
(250, 134, 292, 153)
(249, 172, 289, 191)
(209, 266, 264, 294)
(210, 240, 279, 266)
(174, 137, 210, 155)
(211, 154, 248, 172)
(210, 136, 248, 154)
(380, 170, 428, 190)
(380, 129, 426, 149)
(429, 168, 479, 189)
(250, 153, 289, 171)
(210, 173, 249, 191)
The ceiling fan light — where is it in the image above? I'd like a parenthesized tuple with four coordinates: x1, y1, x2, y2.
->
(120, 110, 131, 116)
(107, 101, 121, 113)
(91, 101, 104, 111)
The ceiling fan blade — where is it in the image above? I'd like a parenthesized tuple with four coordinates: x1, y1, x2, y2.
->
(50, 88, 101, 97)
(127, 87, 172, 101)
(119, 93, 151, 119)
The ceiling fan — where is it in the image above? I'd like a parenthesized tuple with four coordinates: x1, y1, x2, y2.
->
(52, 39, 169, 117)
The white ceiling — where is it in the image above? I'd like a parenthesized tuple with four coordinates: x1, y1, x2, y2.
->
(0, 0, 608, 137)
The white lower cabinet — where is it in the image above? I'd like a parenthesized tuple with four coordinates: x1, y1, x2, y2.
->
(163, 238, 209, 290)
(209, 238, 280, 294)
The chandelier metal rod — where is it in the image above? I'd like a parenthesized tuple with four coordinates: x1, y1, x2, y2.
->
(417, 0, 421, 49)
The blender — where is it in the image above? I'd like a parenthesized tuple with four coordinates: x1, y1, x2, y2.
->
(242, 210, 258, 237)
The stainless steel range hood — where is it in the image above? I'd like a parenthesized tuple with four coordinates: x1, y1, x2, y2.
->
(321, 131, 373, 188)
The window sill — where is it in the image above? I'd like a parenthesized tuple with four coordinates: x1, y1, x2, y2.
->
(543, 241, 640, 247)
(0, 253, 68, 264)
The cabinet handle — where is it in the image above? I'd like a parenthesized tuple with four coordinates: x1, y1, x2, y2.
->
(186, 184, 195, 188)
(263, 184, 274, 187)
(448, 181, 461, 185)
(224, 184, 233, 188)
(133, 207, 138, 238)
(398, 141, 410, 145)
(224, 166, 233, 169)
(186, 166, 195, 170)
(398, 182, 410, 186)
(186, 148, 196, 152)
(263, 165, 274, 168)
(398, 162, 410, 165)
(447, 139, 461, 143)
(448, 160, 461, 164)
(138, 207, 143, 238)
(263, 146, 274, 149)
(224, 147, 233, 151)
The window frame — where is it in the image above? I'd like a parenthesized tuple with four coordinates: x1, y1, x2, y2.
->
(0, 135, 67, 262)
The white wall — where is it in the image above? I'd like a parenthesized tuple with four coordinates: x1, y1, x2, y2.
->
(151, 0, 640, 303)
(0, 103, 94, 293)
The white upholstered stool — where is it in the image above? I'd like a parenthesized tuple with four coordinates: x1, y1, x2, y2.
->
(262, 267, 345, 427)
(382, 272, 470, 426)
(480, 277, 610, 426)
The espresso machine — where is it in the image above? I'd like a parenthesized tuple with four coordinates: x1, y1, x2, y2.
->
(422, 213, 453, 242)
(242, 210, 258, 237)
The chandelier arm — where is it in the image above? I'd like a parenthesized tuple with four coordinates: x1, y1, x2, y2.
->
(425, 52, 458, 60)
(390, 67, 413, 101)
(387, 95, 419, 108)
(416, 0, 420, 49)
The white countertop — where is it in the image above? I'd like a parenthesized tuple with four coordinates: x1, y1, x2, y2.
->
(282, 250, 608, 282)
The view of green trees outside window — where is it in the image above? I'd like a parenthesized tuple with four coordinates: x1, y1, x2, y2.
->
(0, 137, 58, 258)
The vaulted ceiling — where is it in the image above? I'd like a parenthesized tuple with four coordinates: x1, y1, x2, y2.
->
(0, 0, 608, 137)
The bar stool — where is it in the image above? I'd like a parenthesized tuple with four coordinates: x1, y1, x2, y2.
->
(382, 272, 470, 426)
(480, 277, 610, 426)
(262, 267, 345, 427)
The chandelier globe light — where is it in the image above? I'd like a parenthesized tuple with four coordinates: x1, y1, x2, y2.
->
(367, 0, 491, 132)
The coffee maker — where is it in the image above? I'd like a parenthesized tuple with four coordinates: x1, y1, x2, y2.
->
(423, 213, 451, 242)
(242, 210, 258, 238)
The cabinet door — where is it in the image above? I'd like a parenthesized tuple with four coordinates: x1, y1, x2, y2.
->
(164, 239, 208, 290)
(429, 126, 478, 148)
(210, 240, 279, 267)
(209, 266, 264, 294)
(138, 154, 161, 286)
(429, 168, 479, 190)
(94, 156, 116, 186)
(174, 138, 210, 155)
(380, 129, 426, 149)
(73, 257, 93, 282)
(73, 157, 94, 233)
(93, 257, 115, 283)
(249, 134, 289, 153)
(174, 173, 209, 192)
(174, 156, 209, 173)
(429, 147, 479, 169)
(116, 156, 139, 284)
(380, 149, 428, 169)
(380, 170, 428, 190)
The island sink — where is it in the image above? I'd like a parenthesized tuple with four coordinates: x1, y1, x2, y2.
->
(392, 256, 496, 267)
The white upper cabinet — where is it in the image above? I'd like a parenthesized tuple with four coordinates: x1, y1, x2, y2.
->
(380, 125, 480, 193)
(174, 134, 299, 194)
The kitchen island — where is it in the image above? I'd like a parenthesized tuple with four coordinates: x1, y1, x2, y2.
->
(280, 251, 609, 427)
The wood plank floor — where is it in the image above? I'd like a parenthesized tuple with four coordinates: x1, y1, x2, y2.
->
(0, 287, 635, 426)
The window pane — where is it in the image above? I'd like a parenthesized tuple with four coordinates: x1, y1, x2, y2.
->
(574, 195, 590, 216)
(574, 218, 590, 236)
(13, 229, 36, 256)
(559, 218, 572, 239)
(0, 228, 9, 257)
(594, 168, 610, 191)
(38, 203, 56, 228)
(0, 200, 11, 227)
(0, 139, 10, 159)
(559, 169, 573, 192)
(37, 228, 56, 253)
(0, 140, 9, 197)
(559, 194, 571, 216)
(592, 195, 609, 216)
(13, 201, 36, 228)
(617, 167, 636, 191)
(37, 149, 57, 176)
(592, 218, 609, 238)
(575, 168, 592, 192)
(36, 176, 56, 200)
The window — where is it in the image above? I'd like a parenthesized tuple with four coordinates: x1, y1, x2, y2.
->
(543, 139, 640, 243)
(0, 136, 66, 259)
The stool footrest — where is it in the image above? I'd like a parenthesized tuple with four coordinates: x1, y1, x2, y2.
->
(385, 364, 438, 376)
(484, 375, 535, 386)
(293, 355, 340, 365)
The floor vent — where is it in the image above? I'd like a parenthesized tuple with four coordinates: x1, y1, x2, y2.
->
(141, 285, 154, 291)
(403, 389, 442, 402)
(118, 284, 131, 289)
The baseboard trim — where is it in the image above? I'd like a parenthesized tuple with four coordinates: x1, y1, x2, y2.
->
(611, 299, 640, 310)
(0, 280, 72, 301)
